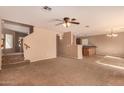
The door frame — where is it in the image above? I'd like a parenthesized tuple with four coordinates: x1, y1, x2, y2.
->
(2, 29, 15, 54)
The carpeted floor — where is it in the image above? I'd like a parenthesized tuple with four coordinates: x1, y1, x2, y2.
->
(0, 56, 124, 86)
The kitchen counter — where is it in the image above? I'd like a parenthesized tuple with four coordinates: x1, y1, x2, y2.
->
(83, 45, 96, 56)
(83, 45, 96, 48)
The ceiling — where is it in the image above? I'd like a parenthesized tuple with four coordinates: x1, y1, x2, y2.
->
(0, 6, 124, 37)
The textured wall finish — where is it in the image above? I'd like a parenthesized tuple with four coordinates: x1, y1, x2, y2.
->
(80, 32, 124, 57)
(57, 32, 82, 59)
(23, 27, 57, 62)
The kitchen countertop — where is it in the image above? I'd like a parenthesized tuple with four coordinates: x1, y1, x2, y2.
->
(83, 45, 97, 48)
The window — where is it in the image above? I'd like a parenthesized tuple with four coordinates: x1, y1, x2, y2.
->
(5, 34, 13, 49)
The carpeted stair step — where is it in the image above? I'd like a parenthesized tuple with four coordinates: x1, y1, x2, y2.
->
(2, 60, 30, 69)
(2, 54, 24, 65)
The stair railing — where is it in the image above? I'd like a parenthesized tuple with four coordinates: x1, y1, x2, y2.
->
(24, 43, 30, 50)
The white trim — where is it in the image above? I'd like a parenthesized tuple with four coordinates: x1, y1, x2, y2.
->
(96, 61, 124, 70)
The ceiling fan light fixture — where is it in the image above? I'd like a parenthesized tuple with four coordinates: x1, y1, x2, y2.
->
(55, 17, 79, 28)
(63, 23, 71, 28)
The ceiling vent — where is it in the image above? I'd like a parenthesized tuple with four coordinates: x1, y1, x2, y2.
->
(43, 6, 52, 11)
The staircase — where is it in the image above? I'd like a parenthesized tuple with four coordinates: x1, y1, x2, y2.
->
(2, 53, 30, 69)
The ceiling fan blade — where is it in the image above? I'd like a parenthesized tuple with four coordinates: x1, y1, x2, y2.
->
(53, 19, 63, 21)
(71, 18, 76, 21)
(55, 23, 63, 26)
(70, 22, 80, 24)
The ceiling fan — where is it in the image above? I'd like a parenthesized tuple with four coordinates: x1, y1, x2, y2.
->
(55, 17, 80, 28)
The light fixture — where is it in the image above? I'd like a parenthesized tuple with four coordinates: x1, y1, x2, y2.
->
(59, 33, 64, 40)
(106, 29, 118, 38)
(63, 22, 71, 28)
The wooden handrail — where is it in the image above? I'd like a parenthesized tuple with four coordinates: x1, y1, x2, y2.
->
(24, 43, 30, 49)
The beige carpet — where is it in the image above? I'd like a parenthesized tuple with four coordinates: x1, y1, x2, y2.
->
(96, 55, 124, 68)
(0, 56, 124, 85)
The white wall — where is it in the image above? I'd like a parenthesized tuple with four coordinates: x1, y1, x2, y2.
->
(23, 27, 57, 62)
(77, 45, 83, 59)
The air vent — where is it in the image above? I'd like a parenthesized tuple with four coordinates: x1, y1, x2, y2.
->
(43, 6, 52, 11)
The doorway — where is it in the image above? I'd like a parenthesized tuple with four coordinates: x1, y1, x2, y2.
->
(2, 29, 28, 55)
(1, 19, 33, 68)
(2, 30, 15, 54)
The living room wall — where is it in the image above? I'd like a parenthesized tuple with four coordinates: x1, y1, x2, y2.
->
(23, 27, 57, 62)
(80, 32, 124, 57)
(57, 32, 82, 59)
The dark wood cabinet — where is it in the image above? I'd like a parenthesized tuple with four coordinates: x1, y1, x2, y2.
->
(76, 38, 81, 44)
(83, 46, 96, 56)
